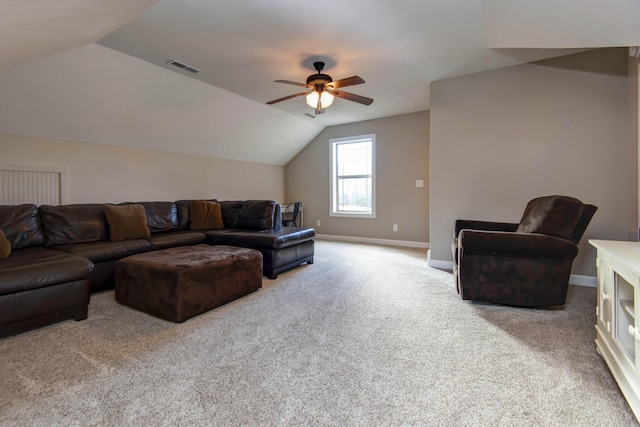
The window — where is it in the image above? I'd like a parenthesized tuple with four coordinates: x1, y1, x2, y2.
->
(330, 134, 375, 218)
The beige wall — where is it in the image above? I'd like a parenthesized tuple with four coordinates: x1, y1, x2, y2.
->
(631, 55, 640, 226)
(285, 111, 429, 243)
(430, 48, 635, 277)
(0, 133, 285, 204)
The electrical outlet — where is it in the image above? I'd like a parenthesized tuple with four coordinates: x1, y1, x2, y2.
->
(393, 224, 398, 232)
(316, 220, 321, 227)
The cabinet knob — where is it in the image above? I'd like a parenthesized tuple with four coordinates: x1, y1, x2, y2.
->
(628, 325, 640, 342)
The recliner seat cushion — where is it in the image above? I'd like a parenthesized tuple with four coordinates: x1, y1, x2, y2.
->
(516, 195, 585, 240)
(0, 204, 45, 249)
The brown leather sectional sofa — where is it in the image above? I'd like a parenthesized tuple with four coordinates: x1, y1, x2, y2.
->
(0, 199, 315, 337)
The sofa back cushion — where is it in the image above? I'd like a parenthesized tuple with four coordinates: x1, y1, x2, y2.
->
(0, 204, 45, 250)
(39, 204, 109, 246)
(121, 201, 177, 233)
(516, 195, 585, 240)
(219, 201, 243, 228)
(238, 200, 276, 230)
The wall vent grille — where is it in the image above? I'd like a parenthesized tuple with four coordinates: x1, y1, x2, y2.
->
(0, 164, 68, 206)
(166, 59, 201, 74)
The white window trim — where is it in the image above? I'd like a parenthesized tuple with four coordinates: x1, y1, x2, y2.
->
(329, 134, 376, 219)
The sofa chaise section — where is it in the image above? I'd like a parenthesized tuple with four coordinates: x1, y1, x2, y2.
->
(0, 204, 93, 337)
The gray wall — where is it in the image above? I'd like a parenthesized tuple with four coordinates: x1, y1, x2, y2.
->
(430, 48, 636, 277)
(285, 111, 429, 244)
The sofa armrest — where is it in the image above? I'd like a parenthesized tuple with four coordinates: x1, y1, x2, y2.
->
(458, 230, 578, 260)
(454, 219, 519, 237)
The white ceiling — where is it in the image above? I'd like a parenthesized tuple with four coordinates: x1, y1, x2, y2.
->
(2, 0, 640, 163)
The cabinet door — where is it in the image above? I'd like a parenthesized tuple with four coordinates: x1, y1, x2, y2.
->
(597, 256, 613, 335)
(609, 260, 638, 368)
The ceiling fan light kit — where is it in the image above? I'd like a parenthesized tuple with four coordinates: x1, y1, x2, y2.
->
(306, 90, 334, 109)
(267, 61, 373, 115)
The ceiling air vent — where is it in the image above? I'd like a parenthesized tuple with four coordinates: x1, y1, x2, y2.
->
(166, 59, 201, 74)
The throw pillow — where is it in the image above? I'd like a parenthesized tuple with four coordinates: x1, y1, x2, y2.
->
(190, 201, 224, 230)
(103, 204, 151, 241)
(0, 228, 10, 259)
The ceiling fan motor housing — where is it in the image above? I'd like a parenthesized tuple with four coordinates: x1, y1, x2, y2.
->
(306, 73, 332, 86)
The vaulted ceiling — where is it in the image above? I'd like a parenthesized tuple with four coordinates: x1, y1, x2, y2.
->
(1, 0, 639, 164)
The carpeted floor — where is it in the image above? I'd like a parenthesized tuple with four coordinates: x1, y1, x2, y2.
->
(1, 240, 637, 426)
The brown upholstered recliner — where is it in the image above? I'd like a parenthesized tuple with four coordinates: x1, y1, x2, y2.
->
(452, 195, 597, 307)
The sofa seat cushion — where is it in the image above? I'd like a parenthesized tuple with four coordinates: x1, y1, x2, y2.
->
(0, 247, 94, 295)
(51, 239, 152, 263)
(205, 227, 315, 251)
(145, 230, 206, 250)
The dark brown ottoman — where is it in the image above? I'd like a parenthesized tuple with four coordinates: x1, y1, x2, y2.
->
(114, 244, 262, 322)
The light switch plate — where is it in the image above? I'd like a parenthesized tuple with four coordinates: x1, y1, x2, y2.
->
(416, 180, 424, 188)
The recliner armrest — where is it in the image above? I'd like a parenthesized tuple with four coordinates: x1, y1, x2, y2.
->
(454, 220, 519, 237)
(458, 230, 578, 260)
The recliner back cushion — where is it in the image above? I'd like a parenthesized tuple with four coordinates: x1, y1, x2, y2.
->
(516, 195, 585, 240)
(121, 201, 177, 233)
(39, 204, 109, 246)
(0, 204, 45, 250)
(238, 200, 276, 230)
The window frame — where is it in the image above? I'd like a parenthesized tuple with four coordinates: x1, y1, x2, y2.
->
(329, 133, 376, 219)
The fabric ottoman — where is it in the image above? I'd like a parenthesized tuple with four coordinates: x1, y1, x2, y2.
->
(114, 244, 262, 322)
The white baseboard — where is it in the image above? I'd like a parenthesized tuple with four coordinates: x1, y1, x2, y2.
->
(427, 256, 597, 287)
(427, 251, 454, 270)
(315, 234, 430, 249)
(569, 274, 597, 287)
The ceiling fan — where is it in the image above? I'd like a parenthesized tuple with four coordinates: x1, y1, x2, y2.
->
(266, 61, 373, 114)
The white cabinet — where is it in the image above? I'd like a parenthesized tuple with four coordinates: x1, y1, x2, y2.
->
(590, 239, 640, 421)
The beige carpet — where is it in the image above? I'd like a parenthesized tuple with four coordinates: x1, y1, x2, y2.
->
(1, 240, 637, 426)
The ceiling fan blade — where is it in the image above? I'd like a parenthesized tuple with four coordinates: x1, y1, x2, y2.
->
(327, 76, 365, 89)
(266, 91, 309, 105)
(331, 90, 374, 106)
(274, 79, 311, 88)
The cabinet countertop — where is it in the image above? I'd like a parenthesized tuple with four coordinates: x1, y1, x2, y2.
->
(589, 239, 640, 277)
